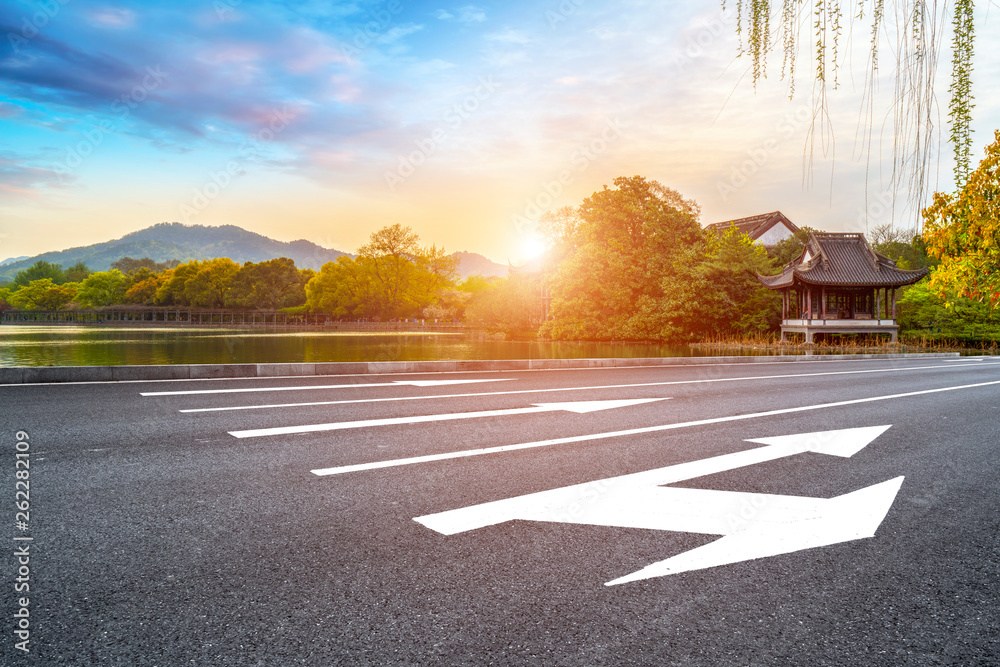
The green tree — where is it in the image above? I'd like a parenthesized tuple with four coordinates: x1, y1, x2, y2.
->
(922, 129, 1000, 307)
(869, 225, 934, 270)
(0, 286, 15, 310)
(357, 224, 423, 318)
(13, 261, 65, 286)
(227, 258, 308, 310)
(64, 262, 91, 283)
(305, 256, 379, 318)
(8, 279, 77, 309)
(540, 176, 703, 341)
(154, 261, 203, 306)
(75, 270, 129, 308)
(111, 257, 179, 274)
(766, 226, 818, 268)
(184, 258, 240, 308)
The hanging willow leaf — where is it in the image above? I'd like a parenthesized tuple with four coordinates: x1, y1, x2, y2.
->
(727, 0, 976, 229)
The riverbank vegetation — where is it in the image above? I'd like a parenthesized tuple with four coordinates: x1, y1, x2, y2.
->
(3, 134, 998, 348)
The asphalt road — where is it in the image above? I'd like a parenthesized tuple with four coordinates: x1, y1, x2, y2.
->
(2, 356, 999, 665)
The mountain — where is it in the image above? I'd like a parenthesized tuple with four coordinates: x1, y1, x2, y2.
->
(0, 223, 349, 281)
(454, 251, 507, 279)
(0, 222, 509, 283)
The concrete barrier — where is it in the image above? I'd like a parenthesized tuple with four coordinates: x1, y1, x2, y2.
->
(0, 352, 963, 385)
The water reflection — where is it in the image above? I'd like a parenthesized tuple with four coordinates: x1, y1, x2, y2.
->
(0, 326, 700, 367)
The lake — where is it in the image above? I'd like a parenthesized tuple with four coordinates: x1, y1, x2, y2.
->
(0, 325, 706, 367)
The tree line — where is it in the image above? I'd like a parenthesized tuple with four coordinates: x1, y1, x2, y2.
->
(3, 131, 997, 340)
(0, 224, 504, 321)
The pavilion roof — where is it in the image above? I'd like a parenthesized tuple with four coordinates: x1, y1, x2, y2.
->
(758, 232, 928, 288)
(705, 211, 799, 242)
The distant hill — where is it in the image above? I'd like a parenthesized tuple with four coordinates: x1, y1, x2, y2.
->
(454, 251, 507, 279)
(0, 222, 509, 283)
(0, 223, 350, 281)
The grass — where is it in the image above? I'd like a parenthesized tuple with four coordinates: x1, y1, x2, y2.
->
(692, 330, 999, 353)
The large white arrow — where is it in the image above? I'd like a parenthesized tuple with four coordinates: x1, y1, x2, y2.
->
(229, 397, 668, 439)
(414, 425, 904, 585)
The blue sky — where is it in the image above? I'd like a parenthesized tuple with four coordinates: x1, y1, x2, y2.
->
(1, 0, 998, 262)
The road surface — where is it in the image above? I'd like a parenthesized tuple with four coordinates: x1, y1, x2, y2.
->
(1, 356, 998, 664)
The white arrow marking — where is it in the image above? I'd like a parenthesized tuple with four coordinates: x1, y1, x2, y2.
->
(414, 426, 903, 585)
(313, 377, 1000, 476)
(229, 397, 668, 439)
(604, 477, 904, 585)
(141, 378, 510, 397)
(181, 360, 988, 413)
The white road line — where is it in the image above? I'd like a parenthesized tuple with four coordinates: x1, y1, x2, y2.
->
(310, 378, 1000, 476)
(179, 361, 993, 413)
(141, 378, 511, 397)
(229, 398, 668, 439)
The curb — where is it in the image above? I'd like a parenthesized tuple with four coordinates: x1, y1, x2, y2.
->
(0, 352, 962, 385)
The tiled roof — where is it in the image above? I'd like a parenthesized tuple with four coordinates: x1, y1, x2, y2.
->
(706, 211, 799, 242)
(758, 232, 928, 288)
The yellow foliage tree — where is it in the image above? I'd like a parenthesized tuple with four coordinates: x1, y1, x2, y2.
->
(922, 130, 1000, 307)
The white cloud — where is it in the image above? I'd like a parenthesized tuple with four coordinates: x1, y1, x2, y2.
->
(89, 7, 136, 29)
(487, 29, 530, 45)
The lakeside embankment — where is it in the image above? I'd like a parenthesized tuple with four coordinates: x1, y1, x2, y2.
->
(0, 352, 962, 384)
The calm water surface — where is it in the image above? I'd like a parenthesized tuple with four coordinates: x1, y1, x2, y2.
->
(0, 325, 707, 367)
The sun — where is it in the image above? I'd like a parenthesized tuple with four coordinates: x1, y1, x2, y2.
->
(518, 233, 548, 261)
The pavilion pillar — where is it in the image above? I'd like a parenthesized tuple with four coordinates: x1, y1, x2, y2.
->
(806, 286, 812, 320)
(891, 288, 897, 319)
(821, 286, 826, 319)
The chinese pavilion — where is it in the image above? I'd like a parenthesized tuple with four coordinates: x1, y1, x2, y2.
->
(757, 232, 928, 343)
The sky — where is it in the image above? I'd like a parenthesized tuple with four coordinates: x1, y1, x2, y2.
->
(1, 0, 998, 264)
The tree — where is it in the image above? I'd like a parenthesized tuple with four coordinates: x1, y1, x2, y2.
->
(305, 256, 380, 318)
(184, 258, 240, 308)
(124, 276, 163, 305)
(64, 262, 91, 283)
(357, 224, 423, 319)
(869, 224, 934, 270)
(227, 258, 309, 310)
(466, 277, 539, 337)
(921, 130, 1000, 307)
(700, 226, 783, 336)
(13, 261, 65, 286)
(154, 261, 203, 305)
(0, 287, 15, 310)
(540, 176, 703, 340)
(766, 226, 817, 267)
(111, 257, 179, 274)
(75, 270, 129, 308)
(729, 0, 978, 212)
(8, 279, 77, 310)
